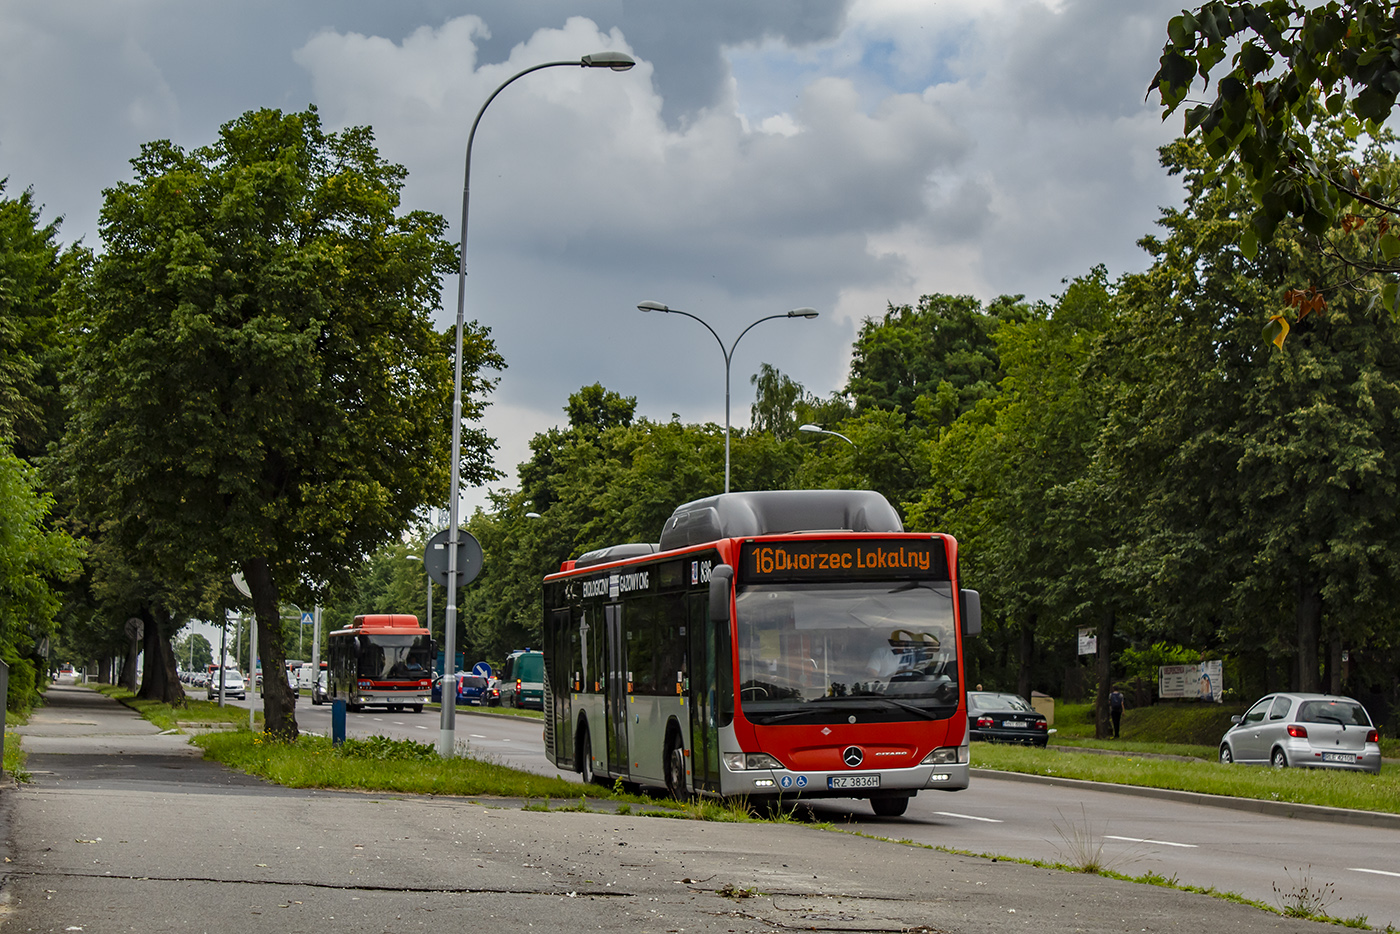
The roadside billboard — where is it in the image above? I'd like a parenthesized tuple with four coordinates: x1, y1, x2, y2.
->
(1159, 660, 1222, 702)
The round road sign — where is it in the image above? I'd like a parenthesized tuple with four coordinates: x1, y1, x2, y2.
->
(423, 528, 484, 588)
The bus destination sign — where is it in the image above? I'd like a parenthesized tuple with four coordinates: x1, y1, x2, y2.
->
(740, 538, 948, 583)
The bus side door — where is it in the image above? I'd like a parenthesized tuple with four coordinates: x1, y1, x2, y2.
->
(604, 603, 629, 775)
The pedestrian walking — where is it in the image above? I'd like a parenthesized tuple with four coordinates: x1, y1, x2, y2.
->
(1109, 686, 1125, 738)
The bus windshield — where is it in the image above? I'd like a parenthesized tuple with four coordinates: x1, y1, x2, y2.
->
(357, 634, 433, 681)
(735, 580, 958, 724)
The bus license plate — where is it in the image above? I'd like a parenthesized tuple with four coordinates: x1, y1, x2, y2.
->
(828, 774, 880, 789)
(1322, 753, 1355, 763)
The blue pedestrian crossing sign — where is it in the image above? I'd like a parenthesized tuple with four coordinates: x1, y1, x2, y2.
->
(300, 611, 314, 626)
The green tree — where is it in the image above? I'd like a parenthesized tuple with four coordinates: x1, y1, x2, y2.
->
(64, 107, 501, 739)
(1151, 1, 1400, 318)
(0, 444, 82, 705)
(908, 272, 1119, 708)
(1101, 139, 1400, 696)
(0, 180, 83, 461)
(174, 632, 213, 671)
(846, 294, 1033, 427)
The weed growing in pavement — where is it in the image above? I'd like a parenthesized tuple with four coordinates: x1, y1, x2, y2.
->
(716, 883, 759, 899)
(1048, 804, 1136, 874)
(4, 730, 30, 782)
(1273, 865, 1339, 919)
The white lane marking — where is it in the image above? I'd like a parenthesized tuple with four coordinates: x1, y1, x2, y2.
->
(934, 811, 1004, 823)
(1105, 835, 1197, 848)
(470, 734, 487, 738)
(415, 725, 428, 730)
(1349, 868, 1400, 878)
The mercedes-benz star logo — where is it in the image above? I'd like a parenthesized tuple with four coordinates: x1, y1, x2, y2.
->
(842, 746, 864, 767)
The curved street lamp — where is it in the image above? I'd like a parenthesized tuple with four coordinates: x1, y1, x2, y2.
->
(638, 301, 818, 492)
(441, 50, 636, 758)
(799, 423, 856, 447)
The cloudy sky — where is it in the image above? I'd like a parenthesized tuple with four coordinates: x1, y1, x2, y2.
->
(1, 0, 1185, 512)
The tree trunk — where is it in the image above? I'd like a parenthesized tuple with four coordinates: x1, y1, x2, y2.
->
(137, 605, 186, 705)
(1094, 609, 1116, 739)
(1295, 580, 1322, 692)
(120, 636, 139, 692)
(245, 556, 298, 740)
(1016, 613, 1035, 701)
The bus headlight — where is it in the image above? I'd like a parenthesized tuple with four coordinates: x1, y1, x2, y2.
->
(723, 752, 783, 771)
(921, 746, 960, 765)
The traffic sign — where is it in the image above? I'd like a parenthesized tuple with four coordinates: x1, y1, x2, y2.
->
(300, 611, 314, 626)
(423, 528, 484, 588)
(472, 661, 492, 678)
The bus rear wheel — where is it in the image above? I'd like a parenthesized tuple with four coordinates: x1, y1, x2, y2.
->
(412, 704, 423, 714)
(576, 724, 604, 787)
(870, 795, 910, 817)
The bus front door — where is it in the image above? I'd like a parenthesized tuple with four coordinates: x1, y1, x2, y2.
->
(687, 593, 722, 792)
(604, 603, 629, 775)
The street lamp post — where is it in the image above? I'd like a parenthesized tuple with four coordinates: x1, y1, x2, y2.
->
(441, 50, 636, 758)
(638, 301, 818, 492)
(799, 423, 856, 447)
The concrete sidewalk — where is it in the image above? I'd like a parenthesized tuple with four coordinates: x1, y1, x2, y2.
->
(0, 681, 1327, 933)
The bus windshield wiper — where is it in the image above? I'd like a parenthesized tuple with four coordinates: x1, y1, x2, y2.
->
(871, 697, 940, 720)
(754, 702, 849, 724)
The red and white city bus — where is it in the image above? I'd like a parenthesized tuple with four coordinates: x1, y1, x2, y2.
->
(326, 614, 435, 713)
(542, 490, 981, 817)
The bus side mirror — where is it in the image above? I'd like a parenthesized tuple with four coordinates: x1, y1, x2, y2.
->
(709, 565, 733, 624)
(960, 589, 981, 637)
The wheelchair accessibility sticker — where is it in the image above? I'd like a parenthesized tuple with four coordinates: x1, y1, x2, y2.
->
(779, 775, 810, 789)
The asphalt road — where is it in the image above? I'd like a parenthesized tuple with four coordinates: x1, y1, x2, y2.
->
(11, 682, 1335, 934)
(218, 691, 1400, 929)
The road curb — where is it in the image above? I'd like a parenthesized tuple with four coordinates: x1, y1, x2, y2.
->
(970, 767, 1400, 829)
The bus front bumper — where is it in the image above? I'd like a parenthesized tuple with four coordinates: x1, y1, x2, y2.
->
(720, 757, 970, 797)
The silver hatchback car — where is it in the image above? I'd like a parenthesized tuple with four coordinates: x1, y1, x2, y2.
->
(1220, 693, 1381, 773)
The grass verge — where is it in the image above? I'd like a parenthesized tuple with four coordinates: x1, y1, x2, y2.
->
(194, 730, 590, 799)
(972, 742, 1400, 814)
(1050, 699, 1400, 759)
(91, 683, 262, 731)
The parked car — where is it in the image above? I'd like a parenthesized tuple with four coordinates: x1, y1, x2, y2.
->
(311, 670, 329, 705)
(485, 677, 502, 707)
(967, 691, 1050, 746)
(1220, 693, 1381, 773)
(206, 668, 246, 701)
(496, 650, 545, 710)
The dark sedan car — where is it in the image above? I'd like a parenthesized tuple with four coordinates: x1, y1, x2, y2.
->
(967, 691, 1050, 746)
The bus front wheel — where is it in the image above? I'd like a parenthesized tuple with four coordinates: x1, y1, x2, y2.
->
(412, 704, 423, 714)
(870, 795, 910, 817)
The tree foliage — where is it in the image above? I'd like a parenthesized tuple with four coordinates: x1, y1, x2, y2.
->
(1101, 139, 1400, 694)
(846, 293, 1033, 427)
(1151, 1, 1400, 320)
(64, 107, 501, 737)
